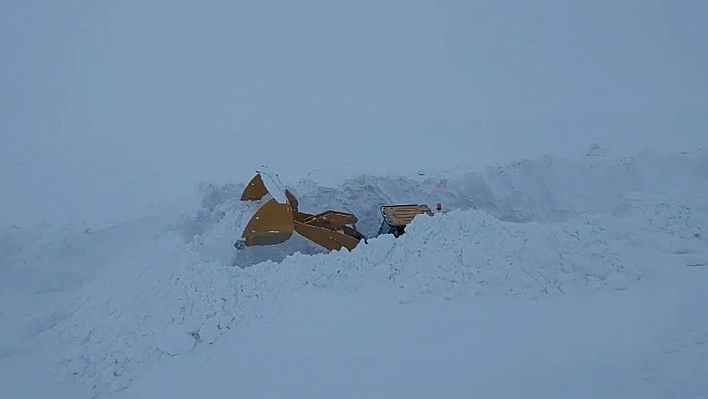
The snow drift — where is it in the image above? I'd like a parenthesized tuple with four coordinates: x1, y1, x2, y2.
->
(1, 148, 707, 398)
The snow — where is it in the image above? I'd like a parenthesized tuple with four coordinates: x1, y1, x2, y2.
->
(255, 166, 289, 204)
(4, 1, 708, 229)
(154, 326, 196, 357)
(115, 279, 705, 399)
(3, 1, 706, 396)
(1, 148, 707, 398)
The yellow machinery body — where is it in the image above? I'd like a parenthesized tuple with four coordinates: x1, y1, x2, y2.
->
(237, 171, 433, 252)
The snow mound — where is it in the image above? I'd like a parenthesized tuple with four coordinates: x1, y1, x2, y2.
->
(53, 206, 649, 397)
(181, 148, 708, 267)
(3, 148, 707, 398)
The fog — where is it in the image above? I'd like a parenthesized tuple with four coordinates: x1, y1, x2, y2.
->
(1, 0, 706, 227)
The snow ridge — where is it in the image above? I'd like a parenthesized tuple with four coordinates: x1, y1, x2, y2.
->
(1, 148, 707, 398)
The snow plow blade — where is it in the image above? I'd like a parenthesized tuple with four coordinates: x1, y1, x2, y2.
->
(237, 171, 364, 252)
(240, 173, 269, 201)
(241, 198, 294, 246)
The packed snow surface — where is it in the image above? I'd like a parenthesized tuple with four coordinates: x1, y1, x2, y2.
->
(1, 148, 707, 398)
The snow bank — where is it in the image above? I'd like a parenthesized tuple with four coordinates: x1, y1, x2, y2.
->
(52, 207, 645, 396)
(2, 148, 707, 398)
(182, 147, 708, 267)
(0, 218, 168, 354)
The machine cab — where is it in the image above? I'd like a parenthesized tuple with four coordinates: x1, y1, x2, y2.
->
(376, 204, 433, 237)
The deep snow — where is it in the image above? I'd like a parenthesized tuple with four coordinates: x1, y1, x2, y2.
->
(1, 148, 707, 398)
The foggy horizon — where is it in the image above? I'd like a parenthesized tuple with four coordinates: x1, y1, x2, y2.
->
(2, 0, 706, 227)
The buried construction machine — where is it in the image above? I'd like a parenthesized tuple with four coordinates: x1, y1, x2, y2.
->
(234, 169, 435, 253)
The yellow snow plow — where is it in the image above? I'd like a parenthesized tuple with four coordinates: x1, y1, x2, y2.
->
(235, 170, 434, 252)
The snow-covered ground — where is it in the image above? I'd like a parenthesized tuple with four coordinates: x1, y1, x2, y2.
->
(1, 148, 707, 398)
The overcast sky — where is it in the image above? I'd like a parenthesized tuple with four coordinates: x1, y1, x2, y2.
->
(1, 0, 707, 227)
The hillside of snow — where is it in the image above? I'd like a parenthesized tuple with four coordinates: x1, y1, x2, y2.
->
(1, 148, 707, 398)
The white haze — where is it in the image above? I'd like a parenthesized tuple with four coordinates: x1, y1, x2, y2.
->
(1, 0, 707, 227)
